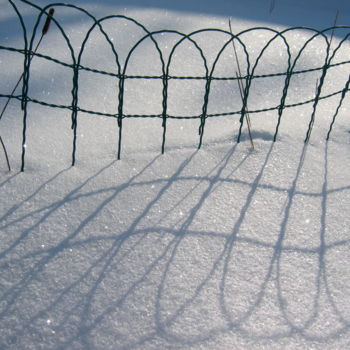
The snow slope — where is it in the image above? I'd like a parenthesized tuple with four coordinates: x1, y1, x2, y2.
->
(1, 0, 350, 349)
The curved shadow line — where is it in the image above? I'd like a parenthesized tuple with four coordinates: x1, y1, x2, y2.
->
(154, 145, 239, 343)
(274, 143, 320, 335)
(322, 141, 350, 336)
(2, 165, 350, 234)
(219, 142, 277, 328)
(0, 167, 70, 225)
(47, 153, 197, 349)
(156, 146, 250, 228)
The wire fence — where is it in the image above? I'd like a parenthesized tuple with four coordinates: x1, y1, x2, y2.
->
(1, 0, 350, 171)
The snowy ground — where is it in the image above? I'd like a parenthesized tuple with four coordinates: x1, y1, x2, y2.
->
(1, 0, 350, 349)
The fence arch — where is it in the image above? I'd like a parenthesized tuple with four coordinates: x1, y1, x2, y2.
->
(1, 0, 350, 171)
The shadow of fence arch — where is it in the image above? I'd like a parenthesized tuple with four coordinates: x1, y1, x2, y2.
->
(1, 0, 350, 171)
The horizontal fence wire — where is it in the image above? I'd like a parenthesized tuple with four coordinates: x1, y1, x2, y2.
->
(1, 0, 350, 170)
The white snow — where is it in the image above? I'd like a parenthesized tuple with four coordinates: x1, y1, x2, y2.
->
(1, 0, 350, 349)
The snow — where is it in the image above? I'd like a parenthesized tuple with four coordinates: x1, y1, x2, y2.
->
(1, 0, 350, 349)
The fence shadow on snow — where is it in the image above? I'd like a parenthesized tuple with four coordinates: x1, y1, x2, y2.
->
(1, 0, 350, 171)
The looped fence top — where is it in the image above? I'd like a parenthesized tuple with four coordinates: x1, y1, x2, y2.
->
(1, 0, 350, 171)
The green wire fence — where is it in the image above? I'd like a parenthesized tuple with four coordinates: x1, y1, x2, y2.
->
(1, 0, 350, 171)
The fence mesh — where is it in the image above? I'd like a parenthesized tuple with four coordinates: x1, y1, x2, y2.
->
(1, 0, 350, 171)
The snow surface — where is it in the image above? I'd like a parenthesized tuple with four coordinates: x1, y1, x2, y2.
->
(1, 0, 350, 349)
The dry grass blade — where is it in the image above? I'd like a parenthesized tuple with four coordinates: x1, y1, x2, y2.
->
(307, 79, 319, 141)
(0, 8, 55, 123)
(229, 18, 254, 150)
(235, 72, 254, 150)
(0, 135, 11, 171)
(269, 0, 276, 14)
(0, 8, 55, 171)
(329, 9, 339, 48)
